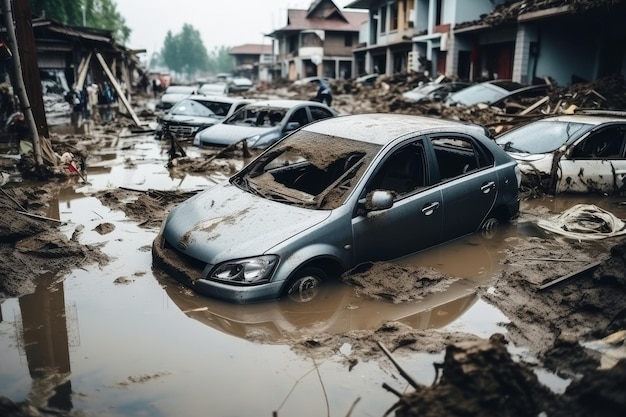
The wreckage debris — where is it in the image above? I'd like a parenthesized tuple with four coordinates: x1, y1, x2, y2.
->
(537, 204, 626, 240)
(285, 72, 626, 138)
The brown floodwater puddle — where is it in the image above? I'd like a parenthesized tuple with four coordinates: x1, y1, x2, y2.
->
(2, 135, 624, 416)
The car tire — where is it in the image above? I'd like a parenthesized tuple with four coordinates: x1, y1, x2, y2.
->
(284, 267, 327, 303)
(480, 216, 500, 239)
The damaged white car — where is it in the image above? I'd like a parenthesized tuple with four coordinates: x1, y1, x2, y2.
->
(495, 113, 626, 194)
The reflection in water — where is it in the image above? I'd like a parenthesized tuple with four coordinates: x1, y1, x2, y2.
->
(156, 218, 546, 343)
(17, 272, 75, 412)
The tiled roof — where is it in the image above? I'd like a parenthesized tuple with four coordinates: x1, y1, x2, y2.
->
(272, 9, 367, 34)
(229, 44, 273, 55)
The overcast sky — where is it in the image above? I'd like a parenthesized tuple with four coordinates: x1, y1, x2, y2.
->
(116, 0, 357, 61)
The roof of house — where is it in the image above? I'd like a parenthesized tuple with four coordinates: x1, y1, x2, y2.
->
(269, 0, 367, 36)
(229, 44, 273, 56)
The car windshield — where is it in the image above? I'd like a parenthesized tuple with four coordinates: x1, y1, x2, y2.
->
(495, 120, 592, 153)
(232, 131, 382, 210)
(224, 106, 288, 127)
(170, 99, 231, 117)
(447, 84, 506, 106)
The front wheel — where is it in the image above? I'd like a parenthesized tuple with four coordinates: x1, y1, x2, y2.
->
(284, 267, 327, 303)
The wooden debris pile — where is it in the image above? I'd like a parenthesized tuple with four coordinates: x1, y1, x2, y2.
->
(322, 73, 626, 136)
(455, 0, 626, 30)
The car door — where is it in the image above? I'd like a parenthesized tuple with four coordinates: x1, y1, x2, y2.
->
(351, 139, 443, 263)
(560, 124, 626, 193)
(427, 134, 498, 243)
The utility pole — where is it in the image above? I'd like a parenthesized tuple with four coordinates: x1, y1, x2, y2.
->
(1, 0, 45, 169)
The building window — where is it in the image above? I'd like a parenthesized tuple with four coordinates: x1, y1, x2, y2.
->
(302, 32, 322, 47)
(436, 0, 443, 25)
(345, 34, 353, 47)
(380, 6, 387, 33)
(390, 2, 398, 31)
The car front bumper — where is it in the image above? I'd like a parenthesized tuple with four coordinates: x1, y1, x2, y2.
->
(152, 231, 284, 303)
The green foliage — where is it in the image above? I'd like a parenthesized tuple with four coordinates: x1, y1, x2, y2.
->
(207, 46, 235, 74)
(29, 0, 131, 43)
(160, 24, 218, 78)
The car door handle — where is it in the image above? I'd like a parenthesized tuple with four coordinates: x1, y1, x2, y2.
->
(481, 181, 496, 194)
(421, 202, 440, 216)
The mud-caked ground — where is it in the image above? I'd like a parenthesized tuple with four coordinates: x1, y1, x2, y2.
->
(2, 85, 626, 416)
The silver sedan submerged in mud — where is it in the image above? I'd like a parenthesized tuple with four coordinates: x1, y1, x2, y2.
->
(153, 113, 521, 303)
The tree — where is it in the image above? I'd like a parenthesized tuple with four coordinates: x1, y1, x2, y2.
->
(29, 0, 131, 43)
(160, 24, 210, 80)
(207, 46, 234, 74)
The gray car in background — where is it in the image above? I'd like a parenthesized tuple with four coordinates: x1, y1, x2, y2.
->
(193, 99, 338, 149)
(153, 113, 521, 303)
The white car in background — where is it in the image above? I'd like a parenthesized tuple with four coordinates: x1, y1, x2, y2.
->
(157, 85, 198, 110)
(495, 112, 626, 194)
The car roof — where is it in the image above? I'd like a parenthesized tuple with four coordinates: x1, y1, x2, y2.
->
(188, 95, 250, 104)
(533, 113, 626, 125)
(165, 85, 196, 92)
(244, 99, 325, 109)
(301, 113, 484, 146)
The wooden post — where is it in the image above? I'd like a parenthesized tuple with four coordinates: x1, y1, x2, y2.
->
(11, 0, 49, 138)
(1, 0, 44, 167)
(95, 52, 142, 126)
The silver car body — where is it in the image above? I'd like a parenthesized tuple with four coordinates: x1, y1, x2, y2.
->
(158, 95, 254, 139)
(495, 113, 626, 194)
(154, 113, 520, 303)
(157, 85, 198, 110)
(193, 99, 338, 148)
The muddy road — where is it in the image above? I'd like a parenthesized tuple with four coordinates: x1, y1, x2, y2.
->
(1, 95, 626, 417)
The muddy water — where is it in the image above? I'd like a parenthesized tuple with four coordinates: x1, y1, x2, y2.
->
(1, 134, 625, 416)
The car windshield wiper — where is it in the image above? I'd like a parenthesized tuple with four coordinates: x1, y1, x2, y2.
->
(233, 176, 266, 198)
(502, 141, 525, 153)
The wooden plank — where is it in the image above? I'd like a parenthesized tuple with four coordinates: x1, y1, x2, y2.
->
(519, 96, 549, 115)
(537, 260, 604, 291)
(75, 51, 92, 90)
(95, 52, 142, 127)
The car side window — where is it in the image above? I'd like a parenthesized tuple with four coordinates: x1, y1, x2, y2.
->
(430, 135, 490, 181)
(309, 106, 334, 122)
(572, 126, 626, 159)
(366, 141, 427, 198)
(288, 108, 309, 128)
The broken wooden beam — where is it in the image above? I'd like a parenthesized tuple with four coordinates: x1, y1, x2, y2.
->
(537, 260, 604, 291)
(95, 52, 142, 127)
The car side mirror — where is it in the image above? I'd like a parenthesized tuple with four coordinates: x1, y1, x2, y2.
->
(285, 122, 300, 131)
(364, 190, 394, 211)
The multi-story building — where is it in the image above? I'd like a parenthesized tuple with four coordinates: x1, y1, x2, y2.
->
(347, 0, 626, 86)
(268, 0, 367, 80)
(229, 43, 276, 83)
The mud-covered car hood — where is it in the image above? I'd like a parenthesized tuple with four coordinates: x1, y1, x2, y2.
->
(162, 113, 223, 125)
(507, 152, 553, 174)
(195, 123, 278, 146)
(162, 182, 330, 264)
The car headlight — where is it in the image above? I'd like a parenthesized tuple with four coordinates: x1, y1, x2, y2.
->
(193, 133, 200, 146)
(514, 164, 522, 188)
(210, 255, 278, 285)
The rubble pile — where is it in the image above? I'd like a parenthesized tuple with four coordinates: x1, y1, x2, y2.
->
(287, 73, 626, 136)
(455, 0, 626, 30)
